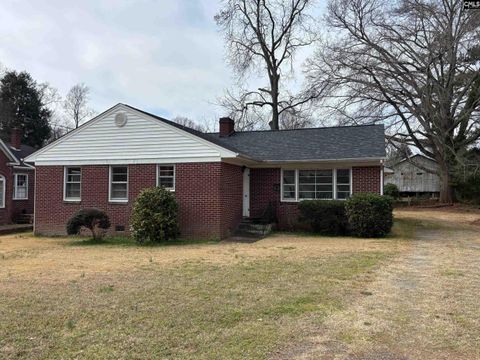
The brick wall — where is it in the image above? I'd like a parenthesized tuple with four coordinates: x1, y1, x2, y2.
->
(0, 150, 35, 225)
(352, 166, 382, 193)
(34, 162, 243, 239)
(250, 166, 382, 229)
(219, 163, 243, 238)
(175, 163, 222, 238)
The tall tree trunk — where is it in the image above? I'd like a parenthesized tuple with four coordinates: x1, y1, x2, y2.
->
(438, 161, 454, 203)
(269, 74, 280, 130)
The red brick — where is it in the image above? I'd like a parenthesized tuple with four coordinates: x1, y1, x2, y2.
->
(34, 163, 381, 238)
(0, 150, 35, 224)
(34, 163, 243, 239)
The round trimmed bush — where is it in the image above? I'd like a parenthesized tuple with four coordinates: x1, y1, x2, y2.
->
(345, 193, 393, 238)
(384, 183, 400, 199)
(130, 187, 180, 244)
(298, 200, 349, 235)
(66, 208, 111, 240)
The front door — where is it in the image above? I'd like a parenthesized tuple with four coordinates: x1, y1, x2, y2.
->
(243, 168, 250, 217)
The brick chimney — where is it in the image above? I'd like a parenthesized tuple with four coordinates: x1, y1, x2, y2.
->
(219, 117, 234, 137)
(10, 128, 22, 149)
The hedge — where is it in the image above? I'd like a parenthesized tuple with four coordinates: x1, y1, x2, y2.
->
(298, 200, 349, 236)
(345, 193, 393, 238)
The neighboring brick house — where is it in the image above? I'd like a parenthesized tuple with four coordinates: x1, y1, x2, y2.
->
(0, 129, 36, 225)
(26, 103, 386, 239)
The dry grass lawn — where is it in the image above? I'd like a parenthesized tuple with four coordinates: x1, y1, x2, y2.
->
(1, 207, 479, 359)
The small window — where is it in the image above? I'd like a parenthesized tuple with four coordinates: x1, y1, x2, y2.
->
(64, 167, 81, 201)
(0, 175, 5, 208)
(282, 170, 296, 200)
(416, 172, 423, 176)
(13, 174, 28, 200)
(336, 169, 351, 199)
(110, 166, 128, 202)
(157, 165, 175, 190)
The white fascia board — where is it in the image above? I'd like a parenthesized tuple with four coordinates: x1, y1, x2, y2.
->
(0, 139, 19, 164)
(262, 157, 385, 163)
(32, 156, 223, 166)
(13, 165, 35, 170)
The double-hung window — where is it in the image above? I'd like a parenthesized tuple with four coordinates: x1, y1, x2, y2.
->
(109, 166, 128, 202)
(282, 170, 296, 200)
(13, 174, 28, 200)
(281, 168, 351, 201)
(64, 167, 81, 201)
(157, 165, 175, 191)
(336, 169, 351, 199)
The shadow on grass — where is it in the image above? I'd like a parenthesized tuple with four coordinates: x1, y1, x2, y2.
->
(66, 236, 220, 247)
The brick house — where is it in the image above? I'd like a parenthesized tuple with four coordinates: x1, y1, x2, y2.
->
(25, 103, 386, 239)
(0, 129, 36, 225)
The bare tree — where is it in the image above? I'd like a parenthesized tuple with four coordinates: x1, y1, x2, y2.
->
(215, 0, 317, 130)
(64, 83, 95, 129)
(171, 116, 206, 132)
(307, 0, 480, 202)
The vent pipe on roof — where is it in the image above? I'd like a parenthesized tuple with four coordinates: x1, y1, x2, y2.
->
(219, 117, 235, 137)
(10, 128, 22, 149)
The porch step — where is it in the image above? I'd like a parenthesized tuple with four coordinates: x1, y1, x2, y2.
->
(233, 219, 273, 239)
(14, 213, 34, 224)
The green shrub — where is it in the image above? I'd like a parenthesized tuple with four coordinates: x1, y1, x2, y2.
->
(345, 193, 393, 238)
(298, 200, 349, 236)
(130, 187, 180, 244)
(66, 208, 111, 240)
(454, 175, 480, 204)
(384, 183, 400, 199)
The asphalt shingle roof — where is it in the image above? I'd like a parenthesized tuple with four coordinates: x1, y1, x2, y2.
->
(5, 142, 36, 164)
(124, 104, 386, 162)
(205, 125, 386, 161)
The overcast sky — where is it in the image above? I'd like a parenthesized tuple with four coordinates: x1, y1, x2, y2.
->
(0, 1, 241, 126)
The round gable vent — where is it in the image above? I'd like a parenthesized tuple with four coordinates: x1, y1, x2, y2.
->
(114, 112, 128, 127)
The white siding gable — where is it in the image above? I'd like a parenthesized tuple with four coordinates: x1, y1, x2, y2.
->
(27, 104, 238, 165)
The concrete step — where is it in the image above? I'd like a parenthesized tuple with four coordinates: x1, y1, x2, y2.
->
(233, 222, 273, 239)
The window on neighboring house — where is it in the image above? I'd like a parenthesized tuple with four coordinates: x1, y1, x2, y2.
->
(13, 174, 28, 200)
(281, 168, 352, 201)
(0, 175, 5, 208)
(336, 169, 351, 199)
(110, 166, 128, 202)
(64, 167, 81, 201)
(157, 165, 175, 190)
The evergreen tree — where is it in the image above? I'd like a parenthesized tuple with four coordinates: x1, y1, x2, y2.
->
(0, 70, 51, 147)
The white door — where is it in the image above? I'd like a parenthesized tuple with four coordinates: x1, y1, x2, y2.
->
(243, 168, 250, 217)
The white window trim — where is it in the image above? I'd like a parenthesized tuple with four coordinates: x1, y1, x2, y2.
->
(64, 166, 81, 202)
(0, 175, 5, 208)
(156, 164, 176, 191)
(13, 173, 28, 200)
(280, 168, 352, 202)
(280, 169, 297, 202)
(109, 165, 129, 203)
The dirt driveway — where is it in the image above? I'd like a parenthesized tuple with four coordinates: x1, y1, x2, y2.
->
(292, 207, 480, 360)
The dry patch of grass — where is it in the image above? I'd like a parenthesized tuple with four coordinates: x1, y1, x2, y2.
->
(296, 209, 480, 360)
(0, 231, 402, 359)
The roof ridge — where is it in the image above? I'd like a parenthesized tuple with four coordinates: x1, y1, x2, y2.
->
(206, 123, 383, 135)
